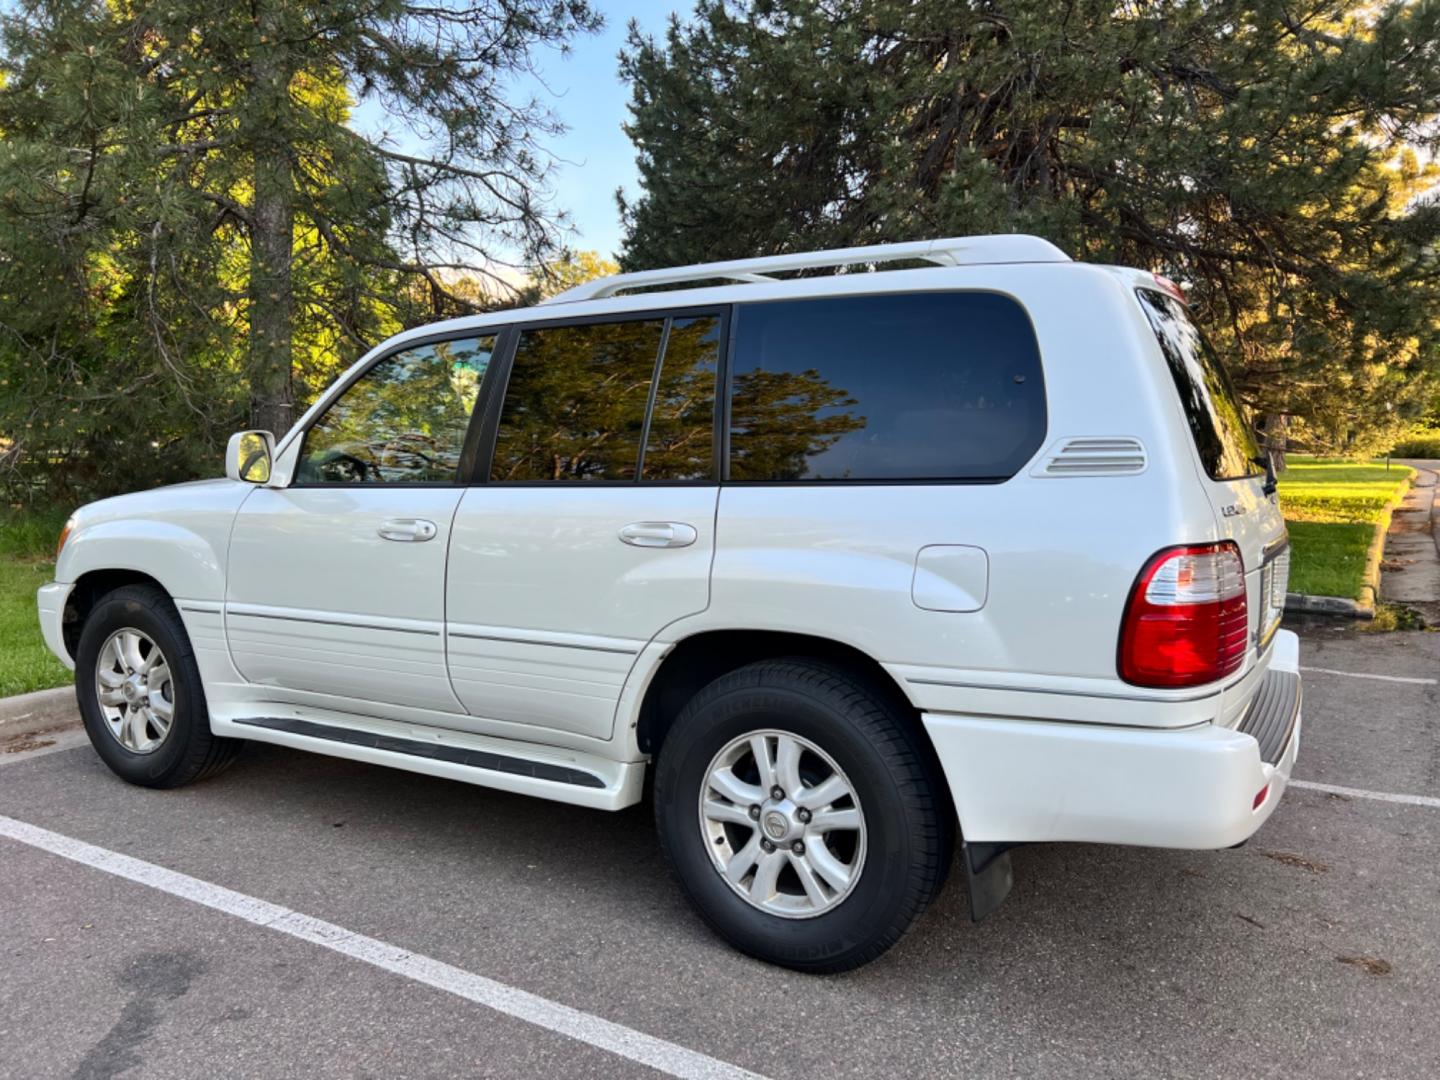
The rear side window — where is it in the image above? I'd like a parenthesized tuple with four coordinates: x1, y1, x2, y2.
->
(1136, 289, 1261, 481)
(490, 319, 666, 482)
(727, 292, 1046, 482)
(642, 315, 721, 481)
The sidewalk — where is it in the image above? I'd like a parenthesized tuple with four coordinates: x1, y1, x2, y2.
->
(1381, 459, 1440, 624)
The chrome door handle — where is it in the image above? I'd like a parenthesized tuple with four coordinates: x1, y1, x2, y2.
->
(378, 518, 438, 542)
(618, 521, 698, 549)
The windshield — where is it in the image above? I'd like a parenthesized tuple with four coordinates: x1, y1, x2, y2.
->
(1136, 288, 1262, 481)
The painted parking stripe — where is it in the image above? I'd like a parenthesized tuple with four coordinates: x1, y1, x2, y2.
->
(1290, 779, 1440, 809)
(0, 814, 768, 1080)
(1299, 666, 1437, 686)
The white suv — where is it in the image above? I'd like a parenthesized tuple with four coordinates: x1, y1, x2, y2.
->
(37, 235, 1300, 972)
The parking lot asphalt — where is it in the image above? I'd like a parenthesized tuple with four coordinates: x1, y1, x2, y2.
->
(3, 624, 1438, 1080)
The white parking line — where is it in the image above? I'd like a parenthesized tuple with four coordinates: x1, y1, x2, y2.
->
(1299, 666, 1437, 686)
(1290, 779, 1440, 809)
(0, 814, 768, 1080)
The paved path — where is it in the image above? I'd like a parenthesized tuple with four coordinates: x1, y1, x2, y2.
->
(3, 628, 1439, 1079)
(1382, 460, 1440, 623)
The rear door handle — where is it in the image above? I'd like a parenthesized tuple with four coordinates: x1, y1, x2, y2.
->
(618, 521, 698, 549)
(378, 518, 438, 543)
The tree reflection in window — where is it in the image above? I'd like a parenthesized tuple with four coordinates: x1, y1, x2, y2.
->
(491, 319, 665, 481)
(729, 369, 865, 481)
(299, 335, 494, 484)
(1136, 290, 1261, 481)
(727, 292, 1046, 481)
(642, 315, 721, 481)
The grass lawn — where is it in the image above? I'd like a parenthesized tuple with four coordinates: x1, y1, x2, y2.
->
(0, 509, 72, 697)
(1277, 458, 1415, 600)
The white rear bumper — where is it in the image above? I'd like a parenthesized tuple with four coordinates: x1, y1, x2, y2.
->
(36, 582, 75, 671)
(923, 630, 1301, 850)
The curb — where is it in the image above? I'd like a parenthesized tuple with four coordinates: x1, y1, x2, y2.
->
(1285, 592, 1373, 619)
(0, 686, 78, 742)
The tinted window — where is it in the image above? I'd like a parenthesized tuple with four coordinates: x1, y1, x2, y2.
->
(728, 292, 1045, 481)
(1136, 289, 1261, 481)
(298, 335, 494, 484)
(641, 315, 721, 481)
(491, 319, 665, 482)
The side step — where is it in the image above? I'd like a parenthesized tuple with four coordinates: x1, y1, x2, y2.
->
(235, 716, 606, 788)
(220, 712, 645, 811)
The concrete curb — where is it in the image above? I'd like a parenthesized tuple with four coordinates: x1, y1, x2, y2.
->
(1285, 592, 1373, 619)
(0, 686, 78, 743)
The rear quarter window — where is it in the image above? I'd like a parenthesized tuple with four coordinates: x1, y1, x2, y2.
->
(727, 292, 1046, 482)
(1136, 288, 1261, 481)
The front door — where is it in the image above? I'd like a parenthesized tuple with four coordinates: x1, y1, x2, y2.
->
(446, 311, 724, 740)
(226, 332, 498, 713)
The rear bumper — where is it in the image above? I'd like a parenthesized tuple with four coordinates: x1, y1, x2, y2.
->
(36, 582, 75, 671)
(923, 630, 1301, 850)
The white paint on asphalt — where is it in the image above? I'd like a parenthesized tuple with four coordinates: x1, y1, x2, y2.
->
(1299, 665, 1437, 686)
(0, 813, 769, 1080)
(1291, 779, 1440, 809)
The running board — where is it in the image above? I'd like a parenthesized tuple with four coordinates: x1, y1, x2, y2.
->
(236, 716, 605, 787)
(222, 713, 644, 811)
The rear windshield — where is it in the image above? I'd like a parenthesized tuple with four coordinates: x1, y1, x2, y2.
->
(1136, 288, 1261, 481)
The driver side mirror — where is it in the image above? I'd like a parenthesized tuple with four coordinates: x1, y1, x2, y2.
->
(226, 430, 276, 484)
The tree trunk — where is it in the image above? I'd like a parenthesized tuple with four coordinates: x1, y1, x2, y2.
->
(247, 10, 294, 436)
(1263, 412, 1288, 472)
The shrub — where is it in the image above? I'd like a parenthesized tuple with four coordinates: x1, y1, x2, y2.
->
(1390, 430, 1440, 458)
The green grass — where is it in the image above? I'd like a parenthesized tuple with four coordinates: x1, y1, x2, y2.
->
(0, 508, 72, 697)
(1277, 457, 1415, 601)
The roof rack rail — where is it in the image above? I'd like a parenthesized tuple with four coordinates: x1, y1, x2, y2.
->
(540, 234, 1070, 305)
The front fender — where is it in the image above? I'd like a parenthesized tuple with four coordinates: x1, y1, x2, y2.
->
(56, 479, 254, 601)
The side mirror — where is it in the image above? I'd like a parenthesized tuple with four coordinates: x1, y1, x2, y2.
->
(226, 430, 276, 484)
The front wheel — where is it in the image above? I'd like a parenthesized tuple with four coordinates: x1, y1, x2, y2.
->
(654, 659, 953, 973)
(75, 584, 241, 788)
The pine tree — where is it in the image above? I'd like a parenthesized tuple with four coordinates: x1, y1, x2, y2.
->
(619, 0, 1440, 451)
(0, 0, 598, 503)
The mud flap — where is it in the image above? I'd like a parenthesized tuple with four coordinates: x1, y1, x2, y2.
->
(963, 841, 1015, 922)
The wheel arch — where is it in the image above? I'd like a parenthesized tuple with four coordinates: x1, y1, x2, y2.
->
(634, 631, 939, 782)
(62, 569, 171, 659)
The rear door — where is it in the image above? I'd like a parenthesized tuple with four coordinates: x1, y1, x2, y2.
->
(1135, 288, 1289, 681)
(445, 309, 724, 740)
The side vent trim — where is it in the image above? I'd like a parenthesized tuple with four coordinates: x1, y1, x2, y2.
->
(1032, 437, 1147, 478)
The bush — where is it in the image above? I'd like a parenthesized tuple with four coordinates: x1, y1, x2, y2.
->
(1390, 431, 1440, 458)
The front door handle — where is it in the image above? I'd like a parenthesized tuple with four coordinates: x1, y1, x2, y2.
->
(378, 518, 438, 543)
(618, 521, 698, 549)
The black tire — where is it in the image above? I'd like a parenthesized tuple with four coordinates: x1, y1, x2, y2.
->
(654, 658, 953, 973)
(74, 584, 241, 788)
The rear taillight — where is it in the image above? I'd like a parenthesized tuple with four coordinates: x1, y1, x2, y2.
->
(1119, 542, 1248, 688)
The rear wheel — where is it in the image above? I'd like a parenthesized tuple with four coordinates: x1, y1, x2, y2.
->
(654, 658, 952, 973)
(75, 584, 240, 788)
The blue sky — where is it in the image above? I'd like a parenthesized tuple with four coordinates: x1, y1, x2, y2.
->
(352, 2, 684, 266)
(539, 2, 685, 259)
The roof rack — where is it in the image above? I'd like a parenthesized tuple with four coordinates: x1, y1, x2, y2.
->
(540, 234, 1070, 305)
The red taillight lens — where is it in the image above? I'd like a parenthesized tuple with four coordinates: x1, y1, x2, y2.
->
(1119, 542, 1248, 688)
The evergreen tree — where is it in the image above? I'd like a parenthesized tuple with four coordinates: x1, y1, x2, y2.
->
(619, 0, 1440, 451)
(0, 0, 597, 503)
